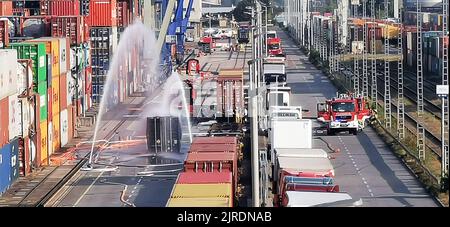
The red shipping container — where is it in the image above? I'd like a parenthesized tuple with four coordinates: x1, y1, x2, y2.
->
(87, 0, 117, 27)
(184, 152, 238, 191)
(117, 2, 129, 27)
(49, 0, 80, 16)
(0, 1, 13, 16)
(0, 97, 9, 147)
(51, 16, 85, 45)
(0, 19, 8, 48)
(191, 136, 237, 145)
(190, 143, 237, 153)
(177, 171, 233, 184)
(60, 73, 67, 109)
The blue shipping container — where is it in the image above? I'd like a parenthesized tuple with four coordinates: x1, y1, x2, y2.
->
(9, 138, 19, 183)
(0, 143, 12, 195)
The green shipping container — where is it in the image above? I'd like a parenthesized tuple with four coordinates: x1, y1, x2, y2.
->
(37, 82, 48, 122)
(8, 42, 47, 85)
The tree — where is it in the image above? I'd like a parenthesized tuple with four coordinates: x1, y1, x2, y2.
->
(232, 0, 254, 22)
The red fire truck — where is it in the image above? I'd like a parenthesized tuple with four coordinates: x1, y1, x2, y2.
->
(267, 37, 284, 57)
(317, 93, 373, 135)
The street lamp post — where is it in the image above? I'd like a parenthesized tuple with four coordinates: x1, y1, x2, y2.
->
(437, 85, 449, 181)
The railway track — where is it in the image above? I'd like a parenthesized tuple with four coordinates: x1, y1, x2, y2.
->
(339, 62, 443, 158)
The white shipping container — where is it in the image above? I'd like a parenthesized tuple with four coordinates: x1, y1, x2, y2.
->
(67, 71, 75, 106)
(423, 13, 430, 23)
(407, 32, 413, 50)
(0, 50, 19, 100)
(59, 38, 69, 74)
(8, 94, 21, 140)
(17, 61, 34, 95)
(285, 191, 353, 207)
(60, 109, 68, 147)
(275, 148, 329, 159)
(18, 98, 33, 138)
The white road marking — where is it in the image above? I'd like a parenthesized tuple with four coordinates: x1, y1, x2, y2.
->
(73, 172, 104, 207)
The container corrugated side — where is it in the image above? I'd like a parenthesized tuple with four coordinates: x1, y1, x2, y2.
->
(0, 142, 11, 195)
(51, 16, 86, 45)
(176, 171, 233, 184)
(9, 138, 19, 183)
(0, 19, 9, 48)
(49, 0, 80, 16)
(191, 137, 237, 145)
(0, 98, 9, 147)
(58, 37, 69, 74)
(87, 0, 117, 27)
(52, 75, 60, 117)
(166, 197, 232, 207)
(8, 94, 20, 141)
(60, 108, 68, 147)
(0, 50, 18, 100)
(9, 42, 47, 85)
(39, 120, 48, 165)
(60, 73, 67, 109)
(38, 82, 48, 122)
(189, 143, 237, 153)
(28, 38, 60, 77)
(170, 183, 233, 198)
(0, 1, 13, 16)
(52, 113, 60, 154)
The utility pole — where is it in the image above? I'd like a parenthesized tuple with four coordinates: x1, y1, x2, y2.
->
(250, 1, 261, 207)
(370, 0, 377, 114)
(352, 1, 360, 95)
(416, 1, 425, 161)
(362, 0, 368, 98)
(441, 0, 449, 178)
(384, 0, 391, 129)
(397, 16, 405, 139)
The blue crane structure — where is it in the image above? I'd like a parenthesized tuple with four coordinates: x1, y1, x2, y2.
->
(159, 0, 195, 74)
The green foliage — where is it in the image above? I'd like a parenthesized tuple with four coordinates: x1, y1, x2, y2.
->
(232, 0, 254, 22)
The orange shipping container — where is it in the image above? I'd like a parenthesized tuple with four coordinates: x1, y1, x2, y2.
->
(60, 73, 67, 109)
(52, 75, 60, 117)
(52, 113, 60, 153)
(39, 120, 49, 165)
(28, 38, 60, 76)
(0, 1, 13, 16)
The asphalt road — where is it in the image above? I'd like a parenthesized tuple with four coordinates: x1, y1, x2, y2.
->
(278, 27, 439, 207)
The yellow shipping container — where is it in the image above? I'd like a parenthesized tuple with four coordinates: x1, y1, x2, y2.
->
(28, 37, 60, 76)
(381, 24, 400, 39)
(51, 75, 60, 117)
(170, 183, 232, 198)
(52, 113, 60, 154)
(166, 197, 232, 207)
(39, 120, 48, 165)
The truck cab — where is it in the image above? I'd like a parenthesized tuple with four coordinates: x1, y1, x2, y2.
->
(317, 93, 372, 135)
(267, 37, 284, 57)
(259, 86, 292, 131)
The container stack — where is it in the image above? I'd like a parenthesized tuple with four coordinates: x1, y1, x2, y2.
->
(166, 137, 240, 207)
(404, 30, 448, 77)
(1, 0, 144, 195)
(88, 0, 118, 104)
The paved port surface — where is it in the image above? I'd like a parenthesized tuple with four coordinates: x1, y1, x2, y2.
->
(278, 28, 438, 207)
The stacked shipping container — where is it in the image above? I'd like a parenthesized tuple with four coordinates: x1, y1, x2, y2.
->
(1, 0, 142, 195)
(166, 136, 240, 207)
